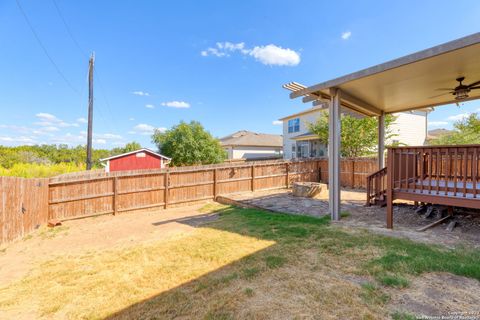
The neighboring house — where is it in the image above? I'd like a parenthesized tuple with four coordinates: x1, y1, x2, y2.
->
(219, 130, 283, 160)
(279, 106, 429, 159)
(100, 148, 171, 172)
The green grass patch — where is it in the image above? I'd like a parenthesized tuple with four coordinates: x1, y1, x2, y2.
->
(377, 274, 410, 288)
(242, 267, 260, 279)
(360, 282, 390, 305)
(265, 255, 286, 269)
(244, 288, 254, 297)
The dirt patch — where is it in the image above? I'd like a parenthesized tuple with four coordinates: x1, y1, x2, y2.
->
(389, 272, 480, 318)
(0, 204, 218, 286)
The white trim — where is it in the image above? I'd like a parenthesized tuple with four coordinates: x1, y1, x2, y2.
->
(99, 148, 171, 162)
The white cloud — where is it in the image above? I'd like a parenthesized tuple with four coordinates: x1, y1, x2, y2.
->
(341, 31, 352, 40)
(272, 120, 283, 125)
(43, 126, 60, 132)
(0, 136, 36, 144)
(132, 91, 150, 96)
(77, 117, 87, 123)
(36, 113, 57, 121)
(145, 104, 155, 109)
(128, 117, 135, 121)
(94, 139, 107, 145)
(35, 112, 78, 128)
(448, 112, 471, 121)
(161, 101, 190, 108)
(428, 121, 448, 127)
(201, 42, 300, 66)
(248, 44, 300, 66)
(129, 123, 160, 136)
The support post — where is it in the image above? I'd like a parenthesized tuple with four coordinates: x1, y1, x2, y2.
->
(386, 148, 394, 228)
(86, 53, 94, 170)
(378, 111, 385, 169)
(328, 88, 341, 221)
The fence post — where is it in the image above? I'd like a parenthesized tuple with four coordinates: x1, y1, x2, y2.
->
(113, 177, 118, 215)
(251, 165, 255, 192)
(351, 160, 355, 188)
(316, 160, 321, 182)
(164, 169, 169, 209)
(213, 168, 218, 199)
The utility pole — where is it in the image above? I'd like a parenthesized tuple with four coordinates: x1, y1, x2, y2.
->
(86, 53, 94, 170)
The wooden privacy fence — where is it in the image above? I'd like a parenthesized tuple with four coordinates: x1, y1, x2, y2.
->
(1, 157, 377, 245)
(0, 177, 49, 244)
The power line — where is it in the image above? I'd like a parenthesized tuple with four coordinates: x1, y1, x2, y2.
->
(16, 0, 80, 95)
(51, 0, 120, 133)
(52, 0, 87, 57)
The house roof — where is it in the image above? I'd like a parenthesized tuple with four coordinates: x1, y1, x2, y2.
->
(288, 32, 480, 115)
(100, 148, 171, 162)
(278, 105, 326, 121)
(219, 130, 283, 147)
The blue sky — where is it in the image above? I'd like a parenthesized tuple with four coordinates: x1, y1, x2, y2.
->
(1, 0, 479, 149)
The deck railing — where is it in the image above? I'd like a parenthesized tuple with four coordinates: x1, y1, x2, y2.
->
(366, 167, 387, 206)
(388, 145, 480, 199)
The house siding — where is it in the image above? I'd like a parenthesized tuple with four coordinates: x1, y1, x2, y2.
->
(227, 146, 282, 160)
(281, 109, 427, 159)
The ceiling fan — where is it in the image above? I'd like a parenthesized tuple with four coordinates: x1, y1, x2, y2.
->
(434, 77, 480, 100)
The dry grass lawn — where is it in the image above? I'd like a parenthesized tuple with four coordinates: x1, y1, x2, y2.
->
(0, 203, 479, 319)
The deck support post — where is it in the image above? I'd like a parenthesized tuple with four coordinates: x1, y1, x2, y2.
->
(378, 111, 385, 169)
(328, 88, 341, 221)
(386, 148, 394, 228)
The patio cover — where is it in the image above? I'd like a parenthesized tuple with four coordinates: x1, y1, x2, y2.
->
(285, 32, 480, 221)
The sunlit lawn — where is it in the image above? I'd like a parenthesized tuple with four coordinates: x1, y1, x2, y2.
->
(0, 203, 479, 319)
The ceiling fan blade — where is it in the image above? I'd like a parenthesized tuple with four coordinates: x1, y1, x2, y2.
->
(429, 92, 454, 99)
(470, 86, 480, 90)
(435, 88, 454, 91)
(467, 80, 480, 88)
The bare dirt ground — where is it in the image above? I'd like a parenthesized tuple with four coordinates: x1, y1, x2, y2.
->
(0, 204, 218, 286)
(226, 188, 480, 248)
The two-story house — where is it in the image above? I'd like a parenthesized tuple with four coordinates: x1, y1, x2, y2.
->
(279, 106, 428, 159)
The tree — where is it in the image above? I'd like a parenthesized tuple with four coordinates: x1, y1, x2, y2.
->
(152, 121, 226, 166)
(308, 111, 397, 158)
(430, 113, 480, 145)
(111, 141, 142, 156)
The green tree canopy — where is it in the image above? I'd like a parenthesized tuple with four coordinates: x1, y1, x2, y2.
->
(308, 112, 397, 158)
(111, 141, 142, 155)
(151, 121, 226, 166)
(429, 113, 480, 145)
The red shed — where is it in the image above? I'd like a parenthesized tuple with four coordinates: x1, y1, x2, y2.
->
(100, 148, 171, 172)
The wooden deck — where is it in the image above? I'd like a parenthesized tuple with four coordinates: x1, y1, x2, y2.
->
(369, 145, 480, 228)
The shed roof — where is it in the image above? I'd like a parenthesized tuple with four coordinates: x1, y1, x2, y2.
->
(288, 32, 480, 114)
(219, 130, 283, 147)
(100, 148, 171, 162)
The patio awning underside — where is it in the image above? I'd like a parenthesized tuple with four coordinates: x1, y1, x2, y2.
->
(289, 33, 480, 115)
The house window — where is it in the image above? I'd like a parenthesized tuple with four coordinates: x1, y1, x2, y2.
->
(296, 141, 309, 158)
(288, 118, 300, 133)
(136, 152, 146, 158)
(291, 145, 296, 158)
